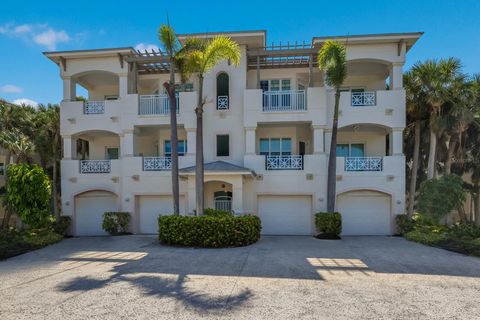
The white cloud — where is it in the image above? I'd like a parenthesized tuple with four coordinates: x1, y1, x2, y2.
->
(135, 43, 160, 52)
(0, 23, 71, 50)
(12, 98, 38, 107)
(1, 84, 23, 93)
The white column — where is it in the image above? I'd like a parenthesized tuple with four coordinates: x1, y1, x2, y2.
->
(245, 127, 256, 155)
(119, 74, 128, 97)
(62, 77, 76, 101)
(232, 178, 244, 214)
(187, 176, 196, 215)
(324, 130, 332, 154)
(391, 129, 404, 155)
(313, 126, 325, 154)
(391, 63, 403, 89)
(63, 136, 73, 159)
(121, 131, 134, 157)
(186, 129, 196, 156)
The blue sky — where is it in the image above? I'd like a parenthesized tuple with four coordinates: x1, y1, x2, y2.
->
(1, 0, 479, 106)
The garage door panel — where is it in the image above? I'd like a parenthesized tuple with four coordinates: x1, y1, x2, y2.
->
(75, 192, 117, 236)
(139, 195, 186, 234)
(337, 192, 391, 236)
(258, 195, 312, 235)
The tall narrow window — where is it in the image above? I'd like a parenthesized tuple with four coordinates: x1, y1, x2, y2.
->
(216, 135, 230, 157)
(216, 73, 229, 110)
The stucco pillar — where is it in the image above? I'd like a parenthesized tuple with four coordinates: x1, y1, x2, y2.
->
(119, 74, 128, 97)
(391, 128, 404, 156)
(186, 129, 196, 156)
(245, 127, 256, 155)
(391, 63, 403, 89)
(232, 178, 244, 214)
(187, 176, 196, 215)
(121, 130, 134, 157)
(63, 136, 73, 160)
(313, 125, 325, 154)
(62, 77, 76, 101)
(324, 130, 332, 154)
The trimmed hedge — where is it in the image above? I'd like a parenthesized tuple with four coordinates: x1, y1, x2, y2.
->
(315, 212, 342, 236)
(158, 214, 261, 248)
(102, 212, 131, 235)
(0, 228, 63, 260)
(204, 208, 233, 217)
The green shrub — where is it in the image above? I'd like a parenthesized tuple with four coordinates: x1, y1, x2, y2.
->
(446, 223, 480, 240)
(204, 208, 233, 217)
(0, 228, 63, 260)
(404, 229, 446, 246)
(53, 216, 71, 236)
(4, 164, 52, 228)
(158, 214, 261, 247)
(102, 212, 131, 235)
(315, 212, 341, 236)
(22, 229, 63, 248)
(417, 175, 466, 223)
(395, 214, 415, 235)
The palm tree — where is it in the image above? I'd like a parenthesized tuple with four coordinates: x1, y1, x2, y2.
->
(410, 58, 464, 179)
(317, 40, 347, 213)
(158, 24, 181, 215)
(404, 71, 429, 218)
(180, 36, 241, 215)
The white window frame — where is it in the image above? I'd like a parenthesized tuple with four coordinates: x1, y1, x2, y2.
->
(259, 137, 292, 156)
(105, 146, 120, 160)
(260, 79, 291, 92)
(164, 140, 187, 157)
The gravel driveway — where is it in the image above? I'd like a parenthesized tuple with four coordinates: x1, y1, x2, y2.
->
(0, 235, 479, 319)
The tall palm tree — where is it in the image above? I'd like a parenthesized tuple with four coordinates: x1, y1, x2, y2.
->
(158, 24, 181, 215)
(410, 58, 464, 179)
(180, 36, 241, 215)
(318, 40, 347, 213)
(404, 72, 429, 218)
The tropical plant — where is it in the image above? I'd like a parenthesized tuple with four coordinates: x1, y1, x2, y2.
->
(317, 40, 347, 213)
(179, 36, 241, 215)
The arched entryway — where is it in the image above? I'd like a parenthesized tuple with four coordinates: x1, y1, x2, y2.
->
(74, 190, 118, 236)
(204, 180, 233, 212)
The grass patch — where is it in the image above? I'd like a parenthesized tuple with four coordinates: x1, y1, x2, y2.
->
(0, 228, 63, 260)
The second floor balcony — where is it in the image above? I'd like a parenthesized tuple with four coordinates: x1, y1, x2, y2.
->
(143, 156, 172, 171)
(139, 94, 179, 115)
(343, 156, 383, 171)
(79, 160, 112, 173)
(265, 155, 304, 170)
(262, 90, 306, 112)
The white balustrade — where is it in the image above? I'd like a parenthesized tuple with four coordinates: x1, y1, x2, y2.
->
(344, 157, 383, 171)
(351, 91, 376, 106)
(217, 95, 229, 110)
(84, 101, 105, 114)
(139, 94, 179, 115)
(79, 160, 111, 173)
(214, 198, 232, 212)
(143, 156, 172, 171)
(262, 90, 306, 111)
(265, 155, 303, 170)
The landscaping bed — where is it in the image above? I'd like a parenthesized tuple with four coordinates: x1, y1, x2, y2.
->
(158, 209, 261, 248)
(0, 228, 64, 260)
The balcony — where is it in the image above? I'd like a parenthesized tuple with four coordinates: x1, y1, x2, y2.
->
(139, 94, 179, 115)
(351, 92, 376, 107)
(79, 160, 111, 174)
(143, 156, 172, 171)
(344, 157, 382, 171)
(265, 155, 304, 170)
(262, 90, 306, 112)
(84, 101, 106, 114)
(214, 198, 232, 212)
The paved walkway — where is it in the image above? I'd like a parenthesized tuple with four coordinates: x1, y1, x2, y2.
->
(1, 236, 479, 319)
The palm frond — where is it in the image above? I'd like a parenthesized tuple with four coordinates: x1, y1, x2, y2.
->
(158, 24, 179, 56)
(201, 36, 241, 74)
(317, 40, 347, 88)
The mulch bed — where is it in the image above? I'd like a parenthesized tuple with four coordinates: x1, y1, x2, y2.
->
(314, 233, 341, 240)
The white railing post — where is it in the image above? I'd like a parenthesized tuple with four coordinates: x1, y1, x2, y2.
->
(351, 92, 376, 106)
(84, 101, 106, 114)
(139, 94, 179, 115)
(262, 90, 306, 112)
(79, 160, 111, 173)
(143, 156, 172, 171)
(344, 157, 383, 171)
(265, 155, 304, 170)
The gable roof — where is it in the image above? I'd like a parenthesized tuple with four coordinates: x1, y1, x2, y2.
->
(180, 161, 256, 176)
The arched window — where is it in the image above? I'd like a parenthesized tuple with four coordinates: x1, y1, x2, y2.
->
(216, 72, 229, 110)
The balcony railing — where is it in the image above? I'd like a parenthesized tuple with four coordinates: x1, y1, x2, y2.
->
(84, 101, 105, 114)
(217, 95, 229, 110)
(265, 155, 304, 170)
(214, 198, 232, 212)
(344, 157, 383, 171)
(139, 94, 179, 115)
(79, 160, 111, 173)
(351, 91, 376, 106)
(262, 90, 306, 112)
(143, 156, 172, 171)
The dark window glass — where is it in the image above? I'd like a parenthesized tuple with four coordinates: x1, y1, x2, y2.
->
(165, 140, 187, 156)
(216, 135, 230, 157)
(336, 144, 349, 157)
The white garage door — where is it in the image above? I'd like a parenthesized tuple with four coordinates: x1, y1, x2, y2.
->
(258, 195, 312, 235)
(138, 195, 186, 234)
(337, 191, 391, 236)
(75, 191, 117, 236)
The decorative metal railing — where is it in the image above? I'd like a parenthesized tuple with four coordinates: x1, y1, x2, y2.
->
(139, 94, 179, 115)
(217, 95, 229, 110)
(262, 90, 306, 112)
(84, 101, 105, 114)
(265, 155, 304, 170)
(351, 91, 376, 106)
(214, 198, 232, 212)
(344, 157, 383, 171)
(143, 156, 172, 171)
(79, 160, 111, 173)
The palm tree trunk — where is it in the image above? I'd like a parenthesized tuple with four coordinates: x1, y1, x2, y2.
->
(52, 159, 59, 219)
(445, 134, 458, 175)
(407, 120, 421, 218)
(474, 189, 480, 227)
(1, 151, 11, 228)
(195, 75, 205, 215)
(165, 65, 180, 215)
(326, 89, 340, 213)
(427, 126, 437, 179)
